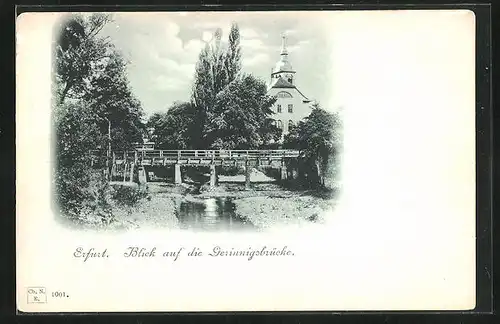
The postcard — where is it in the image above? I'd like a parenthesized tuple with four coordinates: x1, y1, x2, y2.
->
(16, 9, 476, 312)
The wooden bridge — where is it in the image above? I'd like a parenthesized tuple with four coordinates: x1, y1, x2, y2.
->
(90, 149, 302, 188)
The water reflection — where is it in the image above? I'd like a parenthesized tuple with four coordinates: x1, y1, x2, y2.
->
(175, 197, 254, 231)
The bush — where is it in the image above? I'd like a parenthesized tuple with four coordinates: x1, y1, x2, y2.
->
(183, 166, 210, 183)
(218, 166, 242, 176)
(111, 184, 149, 207)
(55, 165, 113, 224)
(262, 167, 280, 180)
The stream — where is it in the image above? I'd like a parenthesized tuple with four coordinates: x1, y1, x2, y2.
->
(174, 197, 255, 231)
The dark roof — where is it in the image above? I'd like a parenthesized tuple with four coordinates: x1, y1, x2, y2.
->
(296, 88, 310, 101)
(270, 77, 311, 103)
(270, 77, 295, 88)
(271, 70, 296, 75)
(270, 77, 311, 102)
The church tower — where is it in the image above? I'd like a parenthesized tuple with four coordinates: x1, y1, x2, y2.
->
(267, 33, 313, 137)
(271, 34, 296, 84)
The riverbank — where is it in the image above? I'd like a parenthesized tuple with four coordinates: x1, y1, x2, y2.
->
(141, 180, 335, 230)
(99, 168, 338, 230)
(110, 192, 180, 230)
(233, 195, 333, 229)
(66, 182, 179, 231)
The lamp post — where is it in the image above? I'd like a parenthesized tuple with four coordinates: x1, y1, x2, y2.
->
(104, 117, 111, 181)
(96, 114, 112, 181)
(94, 113, 112, 181)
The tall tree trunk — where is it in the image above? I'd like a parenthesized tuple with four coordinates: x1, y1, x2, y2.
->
(59, 80, 73, 104)
(315, 157, 325, 187)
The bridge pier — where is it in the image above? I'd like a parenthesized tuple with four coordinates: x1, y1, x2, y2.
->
(138, 166, 147, 185)
(280, 161, 288, 181)
(110, 153, 116, 181)
(245, 161, 251, 190)
(209, 164, 218, 187)
(175, 164, 182, 184)
(129, 163, 135, 183)
(123, 163, 128, 182)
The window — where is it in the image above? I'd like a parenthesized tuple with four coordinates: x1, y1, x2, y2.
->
(277, 104, 282, 113)
(288, 104, 293, 113)
(288, 120, 294, 129)
(276, 91, 293, 98)
(277, 120, 283, 129)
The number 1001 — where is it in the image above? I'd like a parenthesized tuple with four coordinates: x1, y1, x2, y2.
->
(52, 291, 67, 298)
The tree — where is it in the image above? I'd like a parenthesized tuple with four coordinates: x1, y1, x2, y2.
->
(191, 25, 243, 148)
(54, 13, 145, 151)
(83, 52, 145, 150)
(188, 24, 281, 150)
(147, 102, 198, 150)
(225, 23, 242, 84)
(53, 13, 146, 223)
(54, 13, 113, 104)
(210, 28, 229, 94)
(205, 74, 281, 149)
(284, 103, 342, 187)
(54, 100, 111, 220)
(191, 44, 214, 148)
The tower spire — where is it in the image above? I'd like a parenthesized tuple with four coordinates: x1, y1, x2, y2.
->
(271, 31, 294, 81)
(280, 33, 288, 55)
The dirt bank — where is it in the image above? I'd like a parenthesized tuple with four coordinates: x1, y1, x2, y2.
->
(110, 192, 179, 230)
(233, 195, 333, 229)
(102, 167, 338, 230)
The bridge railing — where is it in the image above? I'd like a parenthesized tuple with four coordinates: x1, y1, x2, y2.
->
(90, 149, 301, 160)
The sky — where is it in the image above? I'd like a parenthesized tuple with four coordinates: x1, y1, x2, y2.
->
(99, 12, 335, 117)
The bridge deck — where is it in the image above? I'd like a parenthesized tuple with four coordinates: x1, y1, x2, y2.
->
(90, 149, 301, 166)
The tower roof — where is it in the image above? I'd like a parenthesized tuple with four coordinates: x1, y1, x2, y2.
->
(269, 76, 295, 88)
(273, 61, 294, 74)
(268, 76, 311, 102)
(272, 33, 294, 74)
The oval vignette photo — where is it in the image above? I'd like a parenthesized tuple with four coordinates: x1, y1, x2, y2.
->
(16, 9, 478, 313)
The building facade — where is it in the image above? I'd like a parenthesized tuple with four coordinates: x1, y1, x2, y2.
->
(267, 35, 314, 136)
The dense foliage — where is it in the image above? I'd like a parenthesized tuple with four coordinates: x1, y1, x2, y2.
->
(54, 13, 146, 223)
(284, 103, 342, 187)
(147, 102, 198, 150)
(206, 74, 281, 149)
(54, 100, 111, 220)
(54, 13, 145, 150)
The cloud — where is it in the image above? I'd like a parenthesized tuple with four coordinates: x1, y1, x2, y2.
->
(242, 53, 270, 67)
(102, 12, 329, 116)
(164, 21, 180, 36)
(202, 31, 212, 42)
(283, 28, 299, 36)
(287, 40, 311, 53)
(192, 20, 231, 32)
(193, 19, 232, 39)
(126, 21, 203, 84)
(153, 56, 195, 81)
(161, 22, 183, 52)
(153, 74, 188, 91)
(240, 28, 260, 39)
(240, 38, 266, 50)
(184, 39, 205, 59)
